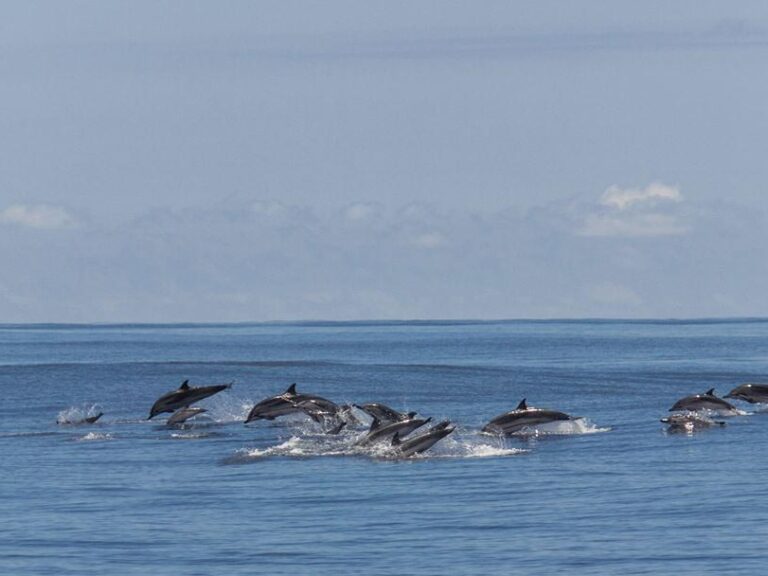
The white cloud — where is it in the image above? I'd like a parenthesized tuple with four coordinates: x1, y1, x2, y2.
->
(579, 182, 688, 237)
(0, 204, 76, 229)
(600, 182, 682, 211)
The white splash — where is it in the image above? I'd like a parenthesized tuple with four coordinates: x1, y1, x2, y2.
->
(57, 403, 103, 425)
(75, 432, 113, 442)
(227, 426, 527, 463)
(169, 432, 217, 440)
(420, 432, 526, 459)
(196, 393, 252, 423)
(234, 436, 352, 461)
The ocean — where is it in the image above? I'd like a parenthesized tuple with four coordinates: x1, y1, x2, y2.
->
(2, 320, 768, 575)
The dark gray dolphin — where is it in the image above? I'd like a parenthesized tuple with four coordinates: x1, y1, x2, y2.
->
(354, 403, 409, 424)
(661, 413, 725, 433)
(295, 397, 342, 423)
(482, 399, 575, 435)
(166, 407, 207, 426)
(244, 383, 302, 423)
(148, 380, 231, 419)
(245, 384, 337, 424)
(669, 388, 738, 413)
(355, 414, 430, 447)
(724, 383, 768, 404)
(391, 421, 455, 457)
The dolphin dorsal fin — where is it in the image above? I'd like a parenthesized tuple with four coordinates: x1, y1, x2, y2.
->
(391, 432, 402, 446)
(407, 411, 417, 419)
(516, 399, 528, 410)
(180, 380, 190, 391)
(285, 383, 297, 395)
(369, 417, 381, 431)
(705, 388, 715, 396)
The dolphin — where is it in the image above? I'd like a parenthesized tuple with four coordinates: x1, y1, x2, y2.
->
(669, 388, 738, 414)
(482, 399, 575, 435)
(354, 403, 410, 424)
(244, 383, 337, 423)
(166, 407, 207, 426)
(355, 414, 431, 447)
(661, 413, 725, 433)
(391, 422, 455, 457)
(724, 383, 768, 404)
(244, 383, 302, 422)
(294, 397, 342, 423)
(148, 380, 231, 419)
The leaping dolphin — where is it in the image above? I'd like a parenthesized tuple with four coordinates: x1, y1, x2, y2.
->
(669, 388, 738, 414)
(724, 383, 768, 404)
(148, 380, 231, 419)
(355, 414, 430, 447)
(294, 397, 342, 423)
(391, 421, 455, 457)
(482, 399, 576, 435)
(244, 383, 302, 423)
(244, 384, 338, 424)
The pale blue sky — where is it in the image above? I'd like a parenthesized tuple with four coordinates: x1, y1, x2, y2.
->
(1, 2, 767, 322)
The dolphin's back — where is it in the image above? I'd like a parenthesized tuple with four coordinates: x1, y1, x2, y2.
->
(669, 392, 736, 413)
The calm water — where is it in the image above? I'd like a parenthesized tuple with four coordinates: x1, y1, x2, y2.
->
(2, 320, 768, 575)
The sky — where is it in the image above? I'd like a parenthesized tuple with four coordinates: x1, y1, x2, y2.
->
(1, 1, 768, 322)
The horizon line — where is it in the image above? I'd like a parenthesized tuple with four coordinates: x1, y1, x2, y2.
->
(2, 316, 768, 329)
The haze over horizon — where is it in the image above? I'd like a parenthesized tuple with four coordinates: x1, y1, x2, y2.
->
(2, 2, 767, 323)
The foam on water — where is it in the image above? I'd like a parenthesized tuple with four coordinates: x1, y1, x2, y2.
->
(532, 417, 610, 435)
(225, 436, 351, 463)
(74, 432, 113, 442)
(225, 424, 527, 463)
(169, 431, 224, 440)
(427, 431, 527, 458)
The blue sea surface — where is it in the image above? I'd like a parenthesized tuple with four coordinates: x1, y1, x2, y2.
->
(2, 320, 768, 575)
